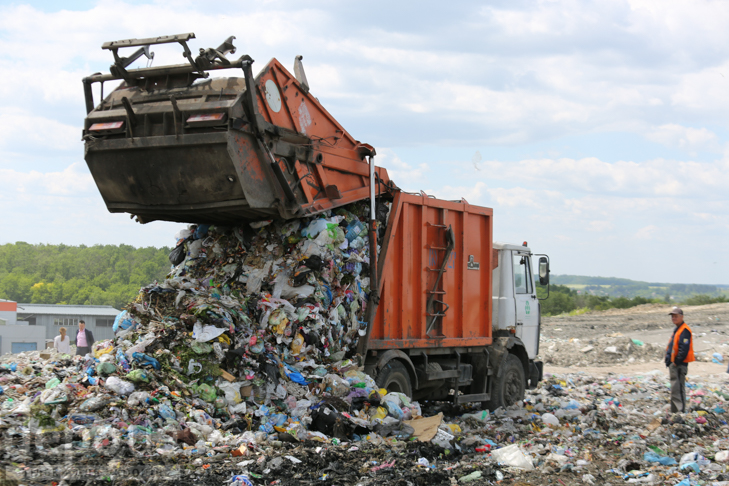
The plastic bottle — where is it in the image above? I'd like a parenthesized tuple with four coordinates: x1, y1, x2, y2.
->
(116, 350, 130, 372)
(159, 403, 176, 421)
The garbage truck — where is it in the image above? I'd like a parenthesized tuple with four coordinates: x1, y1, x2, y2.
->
(81, 33, 550, 410)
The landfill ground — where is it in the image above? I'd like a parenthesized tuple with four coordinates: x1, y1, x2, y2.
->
(1, 303, 728, 485)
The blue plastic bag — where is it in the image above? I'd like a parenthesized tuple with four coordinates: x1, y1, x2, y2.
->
(132, 352, 161, 370)
(287, 370, 308, 385)
(113, 310, 136, 333)
(194, 224, 210, 239)
(643, 451, 677, 465)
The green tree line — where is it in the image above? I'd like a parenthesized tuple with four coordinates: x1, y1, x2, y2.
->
(0, 242, 171, 309)
(538, 284, 729, 316)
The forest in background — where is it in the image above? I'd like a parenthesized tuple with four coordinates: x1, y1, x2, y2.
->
(0, 242, 726, 315)
(539, 275, 729, 316)
(0, 242, 171, 309)
(551, 274, 727, 300)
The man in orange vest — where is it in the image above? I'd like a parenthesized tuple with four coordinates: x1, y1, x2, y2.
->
(664, 307, 694, 413)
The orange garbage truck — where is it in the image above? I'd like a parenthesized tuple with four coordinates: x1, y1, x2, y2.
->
(82, 33, 550, 409)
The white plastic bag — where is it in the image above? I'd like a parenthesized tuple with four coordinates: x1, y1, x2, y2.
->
(490, 444, 535, 470)
(105, 376, 135, 395)
(125, 337, 155, 358)
(192, 322, 227, 342)
(127, 391, 150, 407)
(462, 410, 490, 423)
(218, 381, 244, 405)
(716, 451, 729, 462)
(541, 413, 560, 426)
(432, 427, 454, 448)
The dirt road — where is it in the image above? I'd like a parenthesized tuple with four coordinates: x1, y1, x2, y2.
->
(540, 302, 729, 377)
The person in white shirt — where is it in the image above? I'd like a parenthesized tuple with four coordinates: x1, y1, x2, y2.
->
(54, 327, 72, 354)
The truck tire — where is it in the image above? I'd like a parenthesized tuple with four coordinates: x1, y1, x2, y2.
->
(375, 360, 412, 397)
(485, 354, 525, 411)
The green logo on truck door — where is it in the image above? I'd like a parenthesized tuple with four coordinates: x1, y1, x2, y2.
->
(525, 301, 531, 315)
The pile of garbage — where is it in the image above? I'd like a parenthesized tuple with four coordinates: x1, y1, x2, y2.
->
(0, 202, 434, 454)
(541, 334, 666, 367)
(3, 356, 729, 485)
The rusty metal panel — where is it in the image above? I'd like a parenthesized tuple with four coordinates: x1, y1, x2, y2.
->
(369, 194, 493, 350)
(84, 50, 393, 224)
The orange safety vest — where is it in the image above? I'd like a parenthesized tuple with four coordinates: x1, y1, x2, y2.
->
(667, 322, 694, 363)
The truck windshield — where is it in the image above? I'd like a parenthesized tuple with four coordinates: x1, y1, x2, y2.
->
(513, 254, 532, 294)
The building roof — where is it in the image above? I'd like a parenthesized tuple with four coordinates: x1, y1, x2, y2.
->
(16, 304, 120, 317)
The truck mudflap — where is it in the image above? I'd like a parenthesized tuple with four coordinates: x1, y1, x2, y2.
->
(528, 360, 543, 389)
(82, 33, 392, 224)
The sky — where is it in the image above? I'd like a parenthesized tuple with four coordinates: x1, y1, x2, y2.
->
(1, 0, 728, 285)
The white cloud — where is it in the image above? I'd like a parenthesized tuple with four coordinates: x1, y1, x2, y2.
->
(0, 108, 80, 152)
(0, 1, 728, 284)
(645, 124, 720, 152)
(635, 225, 659, 239)
(376, 148, 430, 190)
(587, 221, 614, 232)
(466, 156, 729, 198)
(0, 162, 94, 196)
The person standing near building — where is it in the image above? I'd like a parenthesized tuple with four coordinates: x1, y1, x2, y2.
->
(54, 327, 72, 354)
(75, 320, 95, 356)
(665, 307, 694, 413)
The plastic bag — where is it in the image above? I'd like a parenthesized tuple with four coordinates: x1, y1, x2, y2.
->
(680, 452, 709, 465)
(45, 377, 60, 389)
(462, 410, 490, 422)
(218, 381, 244, 405)
(158, 403, 176, 421)
(187, 359, 203, 375)
(192, 322, 227, 342)
(127, 391, 151, 407)
(11, 397, 31, 415)
(490, 444, 535, 470)
(113, 310, 137, 333)
(125, 337, 155, 358)
(116, 350, 131, 372)
(541, 412, 560, 426)
(132, 352, 161, 370)
(194, 384, 217, 402)
(97, 362, 116, 375)
(324, 374, 349, 397)
(383, 399, 404, 420)
(169, 243, 186, 266)
(40, 388, 68, 404)
(716, 451, 729, 462)
(126, 369, 150, 383)
(643, 451, 676, 465)
(91, 340, 114, 359)
(79, 397, 110, 412)
(105, 376, 135, 395)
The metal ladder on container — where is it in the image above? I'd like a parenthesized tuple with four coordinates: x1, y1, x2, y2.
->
(425, 209, 454, 338)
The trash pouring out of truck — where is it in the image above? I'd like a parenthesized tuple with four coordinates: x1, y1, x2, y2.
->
(82, 33, 550, 409)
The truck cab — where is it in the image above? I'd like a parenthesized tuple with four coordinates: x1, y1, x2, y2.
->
(492, 242, 549, 389)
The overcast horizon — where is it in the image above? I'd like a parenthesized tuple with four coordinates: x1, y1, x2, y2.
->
(1, 0, 728, 285)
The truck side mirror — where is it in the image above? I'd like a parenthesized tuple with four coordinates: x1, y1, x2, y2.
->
(538, 257, 550, 285)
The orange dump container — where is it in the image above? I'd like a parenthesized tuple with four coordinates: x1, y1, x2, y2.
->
(366, 191, 494, 350)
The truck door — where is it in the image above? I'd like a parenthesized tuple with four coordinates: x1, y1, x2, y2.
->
(513, 252, 539, 358)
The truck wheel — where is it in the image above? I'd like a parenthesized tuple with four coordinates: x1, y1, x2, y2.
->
(485, 354, 525, 410)
(375, 360, 412, 397)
